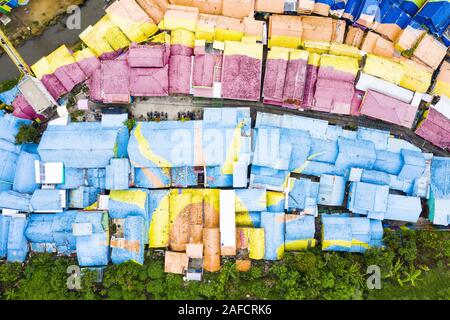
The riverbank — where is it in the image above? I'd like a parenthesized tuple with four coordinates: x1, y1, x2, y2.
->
(0, 0, 105, 81)
(1, 0, 86, 46)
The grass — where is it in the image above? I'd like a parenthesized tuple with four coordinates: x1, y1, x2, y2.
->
(367, 267, 450, 300)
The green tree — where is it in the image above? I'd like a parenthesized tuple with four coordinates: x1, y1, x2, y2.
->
(15, 123, 42, 145)
(14, 254, 78, 300)
(0, 262, 23, 299)
(124, 119, 136, 132)
(102, 261, 147, 300)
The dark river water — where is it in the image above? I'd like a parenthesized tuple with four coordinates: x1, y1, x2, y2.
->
(0, 0, 107, 82)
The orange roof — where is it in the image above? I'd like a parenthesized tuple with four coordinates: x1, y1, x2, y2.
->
(255, 0, 285, 13)
(269, 14, 302, 39)
(222, 0, 254, 19)
(413, 34, 447, 70)
(302, 16, 333, 43)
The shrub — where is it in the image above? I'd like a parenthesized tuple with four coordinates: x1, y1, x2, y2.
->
(15, 123, 42, 145)
(124, 118, 136, 132)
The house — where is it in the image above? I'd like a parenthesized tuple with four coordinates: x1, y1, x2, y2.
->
(128, 108, 251, 189)
(360, 90, 418, 129)
(285, 214, 316, 251)
(25, 211, 76, 255)
(428, 157, 450, 226)
(221, 41, 263, 102)
(38, 122, 129, 168)
(348, 181, 422, 223)
(111, 215, 146, 264)
(73, 211, 110, 267)
(321, 214, 383, 253)
(260, 212, 285, 260)
(415, 97, 450, 151)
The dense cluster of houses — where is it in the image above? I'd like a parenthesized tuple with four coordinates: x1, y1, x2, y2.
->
(0, 107, 448, 276)
(0, 0, 449, 276)
(0, 0, 448, 151)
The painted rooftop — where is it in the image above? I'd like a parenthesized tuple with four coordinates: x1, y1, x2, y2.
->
(0, 0, 449, 274)
(0, 107, 448, 272)
(1, 0, 448, 152)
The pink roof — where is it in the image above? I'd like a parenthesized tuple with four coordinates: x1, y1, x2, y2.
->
(192, 54, 223, 98)
(349, 89, 364, 116)
(360, 90, 418, 128)
(101, 60, 130, 103)
(12, 94, 40, 120)
(193, 54, 214, 88)
(99, 50, 123, 61)
(88, 68, 102, 102)
(171, 44, 193, 57)
(169, 55, 192, 95)
(41, 74, 68, 100)
(77, 56, 101, 77)
(312, 79, 354, 114)
(221, 55, 262, 101)
(128, 44, 166, 68)
(129, 65, 169, 96)
(415, 108, 450, 150)
(263, 59, 288, 105)
(193, 87, 214, 98)
(301, 64, 318, 109)
(282, 58, 307, 109)
(318, 66, 357, 82)
(54, 63, 87, 92)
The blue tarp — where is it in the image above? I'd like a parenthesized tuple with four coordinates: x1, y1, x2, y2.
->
(74, 211, 110, 267)
(30, 189, 65, 212)
(7, 216, 28, 262)
(235, 189, 267, 212)
(288, 178, 319, 212)
(0, 86, 19, 105)
(111, 216, 145, 265)
(108, 189, 149, 219)
(38, 123, 129, 168)
(134, 167, 171, 189)
(285, 214, 315, 242)
(128, 110, 251, 169)
(414, 0, 450, 37)
(25, 211, 77, 255)
(171, 166, 198, 188)
(12, 151, 40, 194)
(0, 191, 31, 212)
(261, 212, 285, 260)
(430, 157, 450, 199)
(69, 187, 100, 209)
(105, 158, 131, 190)
(0, 215, 11, 258)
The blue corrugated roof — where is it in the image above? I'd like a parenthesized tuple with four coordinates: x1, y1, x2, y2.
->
(13, 151, 40, 194)
(38, 123, 129, 168)
(430, 157, 450, 199)
(30, 189, 65, 212)
(105, 158, 131, 190)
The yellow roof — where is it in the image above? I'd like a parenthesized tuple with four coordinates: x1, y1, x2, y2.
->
(399, 61, 432, 93)
(329, 43, 363, 60)
(267, 47, 291, 60)
(46, 45, 75, 71)
(224, 41, 263, 60)
(31, 57, 53, 79)
(171, 29, 195, 48)
(320, 54, 359, 76)
(363, 54, 404, 84)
